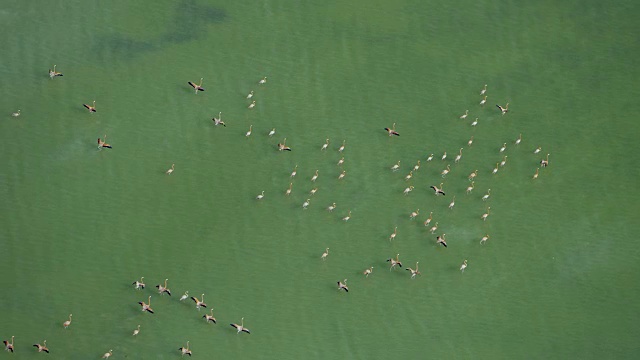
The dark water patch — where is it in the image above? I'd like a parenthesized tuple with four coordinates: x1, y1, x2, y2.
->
(161, 0, 227, 45)
(93, 34, 159, 61)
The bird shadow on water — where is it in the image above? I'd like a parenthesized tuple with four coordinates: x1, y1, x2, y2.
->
(92, 0, 227, 62)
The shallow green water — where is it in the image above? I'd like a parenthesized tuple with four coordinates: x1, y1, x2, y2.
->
(1, 0, 639, 359)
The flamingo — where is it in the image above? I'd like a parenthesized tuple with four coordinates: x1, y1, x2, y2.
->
(321, 138, 329, 151)
(188, 78, 205, 93)
(496, 102, 509, 115)
(138, 296, 154, 313)
(468, 170, 478, 181)
(540, 154, 550, 167)
(3, 336, 14, 353)
(482, 189, 491, 201)
(277, 138, 291, 151)
(480, 96, 488, 107)
(459, 110, 469, 119)
(466, 181, 475, 194)
(468, 136, 474, 147)
(337, 279, 349, 292)
(405, 171, 413, 181)
(480, 235, 490, 245)
(156, 278, 171, 296)
(83, 100, 96, 112)
(515, 133, 522, 145)
(410, 209, 420, 219)
(454, 148, 463, 163)
(102, 350, 113, 358)
(363, 267, 374, 277)
(248, 100, 256, 109)
(256, 191, 265, 200)
(471, 118, 478, 127)
(492, 163, 499, 175)
(179, 341, 192, 356)
(190, 294, 207, 309)
(203, 309, 217, 324)
(246, 90, 254, 99)
(338, 140, 346, 152)
(311, 170, 319, 182)
(11, 110, 21, 117)
(33, 340, 49, 353)
(321, 248, 329, 260)
(534, 147, 542, 154)
(180, 291, 189, 301)
(436, 234, 447, 247)
(133, 325, 141, 336)
(97, 136, 112, 149)
(338, 170, 346, 180)
(441, 165, 451, 178)
(49, 64, 63, 78)
(429, 222, 439, 234)
(342, 210, 352, 221)
(413, 160, 421, 172)
(132, 277, 145, 289)
(499, 143, 507, 153)
(212, 112, 226, 127)
(337, 157, 345, 166)
(533, 168, 539, 179)
(389, 227, 397, 241)
(480, 84, 487, 95)
(327, 202, 337, 212)
(166, 164, 175, 175)
(403, 186, 414, 195)
(448, 196, 456, 209)
(290, 165, 298, 178)
(302, 198, 311, 209)
(384, 123, 400, 136)
(430, 183, 445, 196)
(245, 125, 253, 137)
(426, 153, 434, 162)
(63, 314, 72, 329)
(441, 152, 447, 161)
(230, 318, 251, 334)
(460, 259, 468, 273)
(406, 262, 421, 279)
(258, 76, 267, 84)
(387, 254, 402, 270)
(500, 156, 508, 167)
(309, 187, 318, 196)
(423, 212, 433, 227)
(481, 207, 491, 221)
(285, 183, 293, 196)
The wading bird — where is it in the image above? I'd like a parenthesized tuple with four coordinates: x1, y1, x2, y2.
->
(3, 336, 15, 353)
(471, 118, 478, 127)
(500, 156, 508, 167)
(230, 318, 251, 334)
(256, 191, 265, 200)
(290, 165, 298, 178)
(429, 222, 439, 234)
(337, 279, 349, 292)
(309, 187, 318, 196)
(11, 110, 21, 117)
(212, 112, 226, 126)
(132, 277, 145, 290)
(337, 157, 345, 166)
(482, 189, 491, 201)
(406, 262, 421, 279)
(363, 267, 374, 278)
(102, 349, 113, 358)
(403, 186, 414, 195)
(245, 125, 253, 137)
(259, 77, 267, 84)
(384, 123, 400, 136)
(540, 154, 550, 167)
(33, 340, 49, 353)
(454, 148, 463, 163)
(426, 154, 434, 162)
(469, 170, 478, 181)
(480, 96, 487, 107)
(321, 248, 329, 260)
(410, 209, 420, 219)
(460, 259, 468, 273)
(133, 325, 141, 336)
(156, 278, 171, 296)
(63, 314, 72, 329)
(460, 110, 469, 119)
(496, 102, 509, 115)
(179, 341, 192, 356)
(285, 183, 293, 196)
(338, 170, 346, 180)
(441, 165, 451, 178)
(321, 138, 329, 151)
(191, 294, 207, 309)
(166, 164, 175, 175)
(436, 234, 447, 247)
(441, 152, 447, 161)
(248, 100, 256, 109)
(515, 133, 522, 145)
(302, 198, 311, 209)
(481, 207, 491, 221)
(480, 84, 487, 95)
(468, 135, 475, 147)
(533, 168, 539, 179)
(534, 147, 542, 154)
(311, 170, 319, 182)
(139, 296, 154, 313)
(480, 235, 490, 245)
(387, 254, 402, 270)
(500, 143, 507, 153)
(83, 100, 97, 112)
(430, 183, 445, 196)
(203, 309, 217, 324)
(49, 65, 63, 78)
(405, 171, 413, 181)
(423, 212, 433, 227)
(342, 210, 352, 221)
(246, 90, 254, 99)
(389, 227, 397, 241)
(338, 140, 346, 152)
(492, 163, 499, 175)
(413, 160, 421, 172)
(466, 181, 475, 194)
(448, 196, 456, 209)
(277, 138, 291, 151)
(180, 291, 189, 301)
(327, 203, 336, 212)
(268, 128, 276, 137)
(188, 78, 205, 94)
(97, 136, 112, 149)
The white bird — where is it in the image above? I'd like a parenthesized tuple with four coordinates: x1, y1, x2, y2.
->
(406, 262, 421, 279)
(133, 325, 141, 336)
(534, 147, 542, 154)
(391, 161, 401, 172)
(290, 165, 298, 178)
(246, 90, 254, 99)
(248, 100, 256, 109)
(496, 102, 509, 115)
(285, 182, 293, 196)
(429, 222, 439, 234)
(413, 160, 421, 172)
(468, 136, 474, 147)
(480, 235, 489, 245)
(321, 248, 329, 260)
(448, 196, 456, 210)
(460, 259, 468, 273)
(363, 267, 374, 278)
(256, 191, 265, 200)
(321, 138, 329, 151)
(405, 171, 413, 181)
(499, 143, 507, 153)
(403, 186, 414, 195)
(441, 152, 447, 161)
(480, 84, 487, 95)
(482, 189, 491, 201)
(309, 187, 318, 196)
(337, 279, 349, 292)
(311, 170, 319, 182)
(180, 291, 189, 301)
(302, 198, 311, 209)
(338, 140, 346, 152)
(459, 110, 469, 119)
(179, 341, 192, 356)
(423, 212, 433, 227)
(480, 96, 487, 107)
(481, 207, 491, 221)
(338, 171, 346, 180)
(471, 118, 478, 126)
(426, 154, 434, 162)
(410, 209, 420, 219)
(230, 317, 251, 334)
(11, 110, 21, 117)
(389, 227, 398, 241)
(533, 168, 539, 179)
(245, 125, 253, 137)
(492, 163, 499, 175)
(540, 153, 550, 167)
(468, 170, 478, 181)
(500, 156, 508, 167)
(466, 181, 475, 194)
(454, 148, 463, 163)
(337, 157, 345, 166)
(515, 133, 522, 145)
(441, 165, 451, 178)
(63, 314, 72, 329)
(102, 349, 113, 358)
(258, 76, 267, 84)
(327, 202, 337, 212)
(166, 164, 175, 175)
(342, 210, 352, 221)
(268, 128, 276, 137)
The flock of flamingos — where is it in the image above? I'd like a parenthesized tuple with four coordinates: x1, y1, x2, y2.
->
(3, 66, 551, 357)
